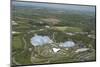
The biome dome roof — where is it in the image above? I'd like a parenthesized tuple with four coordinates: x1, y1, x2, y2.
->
(30, 35, 53, 46)
(59, 41, 75, 48)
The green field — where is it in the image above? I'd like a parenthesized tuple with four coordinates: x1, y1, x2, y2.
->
(12, 1, 96, 66)
(53, 26, 82, 32)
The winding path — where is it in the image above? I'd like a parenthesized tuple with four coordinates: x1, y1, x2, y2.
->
(12, 34, 28, 65)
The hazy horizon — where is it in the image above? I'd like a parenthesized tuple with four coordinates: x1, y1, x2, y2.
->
(12, 1, 95, 13)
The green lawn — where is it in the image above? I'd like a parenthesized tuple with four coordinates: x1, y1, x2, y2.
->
(12, 35, 24, 51)
(14, 51, 32, 64)
(53, 26, 82, 32)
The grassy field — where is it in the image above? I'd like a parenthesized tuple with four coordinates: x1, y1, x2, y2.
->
(12, 35, 24, 51)
(53, 26, 82, 32)
(12, 1, 96, 66)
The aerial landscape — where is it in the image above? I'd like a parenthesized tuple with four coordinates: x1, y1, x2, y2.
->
(11, 1, 96, 66)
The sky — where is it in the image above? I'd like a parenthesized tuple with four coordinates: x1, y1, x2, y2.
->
(12, 1, 95, 12)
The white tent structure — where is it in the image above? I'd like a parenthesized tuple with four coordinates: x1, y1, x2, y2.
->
(52, 48, 60, 53)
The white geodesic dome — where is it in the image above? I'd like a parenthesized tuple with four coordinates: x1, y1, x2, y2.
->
(30, 35, 53, 46)
(59, 41, 75, 48)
